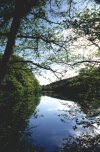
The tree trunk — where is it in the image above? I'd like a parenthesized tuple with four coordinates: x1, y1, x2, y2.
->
(0, 0, 35, 85)
(0, 2, 21, 85)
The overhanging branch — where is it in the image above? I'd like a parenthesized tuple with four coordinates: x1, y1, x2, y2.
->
(11, 60, 64, 79)
(73, 60, 100, 65)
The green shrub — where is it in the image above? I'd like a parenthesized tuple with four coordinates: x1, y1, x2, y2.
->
(0, 55, 41, 106)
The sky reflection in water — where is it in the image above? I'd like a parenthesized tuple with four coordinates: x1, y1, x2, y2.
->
(25, 96, 100, 152)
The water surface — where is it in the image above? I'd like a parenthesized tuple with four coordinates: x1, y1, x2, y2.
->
(25, 96, 100, 152)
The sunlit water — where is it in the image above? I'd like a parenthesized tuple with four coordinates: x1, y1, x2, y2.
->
(25, 96, 100, 152)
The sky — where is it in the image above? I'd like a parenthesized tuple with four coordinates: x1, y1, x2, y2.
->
(36, 68, 78, 85)
(37, 39, 99, 85)
(35, 0, 100, 85)
(1, 0, 99, 85)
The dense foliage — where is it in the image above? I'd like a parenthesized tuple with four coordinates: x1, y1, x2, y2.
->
(0, 55, 41, 110)
(0, 55, 41, 152)
(43, 66, 100, 104)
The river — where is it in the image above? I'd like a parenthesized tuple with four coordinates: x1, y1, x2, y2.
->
(24, 95, 100, 152)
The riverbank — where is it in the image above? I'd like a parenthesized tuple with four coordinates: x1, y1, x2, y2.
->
(42, 67, 100, 98)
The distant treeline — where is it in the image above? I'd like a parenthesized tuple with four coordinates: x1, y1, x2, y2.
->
(42, 67, 100, 99)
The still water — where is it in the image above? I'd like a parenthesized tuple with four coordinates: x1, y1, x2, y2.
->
(25, 96, 100, 152)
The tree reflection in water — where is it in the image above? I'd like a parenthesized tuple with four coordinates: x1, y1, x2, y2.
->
(57, 134, 100, 152)
(58, 96, 100, 152)
(1, 90, 99, 152)
(0, 94, 40, 152)
(42, 91, 100, 152)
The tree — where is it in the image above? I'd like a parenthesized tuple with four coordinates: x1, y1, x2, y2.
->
(0, 55, 41, 97)
(72, 7, 100, 49)
(0, 0, 100, 84)
(0, 0, 74, 84)
(63, 6, 100, 69)
(0, 0, 46, 84)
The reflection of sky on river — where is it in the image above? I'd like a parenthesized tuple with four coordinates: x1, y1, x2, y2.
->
(25, 96, 100, 152)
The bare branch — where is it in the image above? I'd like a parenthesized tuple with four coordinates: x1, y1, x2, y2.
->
(11, 60, 66, 80)
(73, 60, 100, 66)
